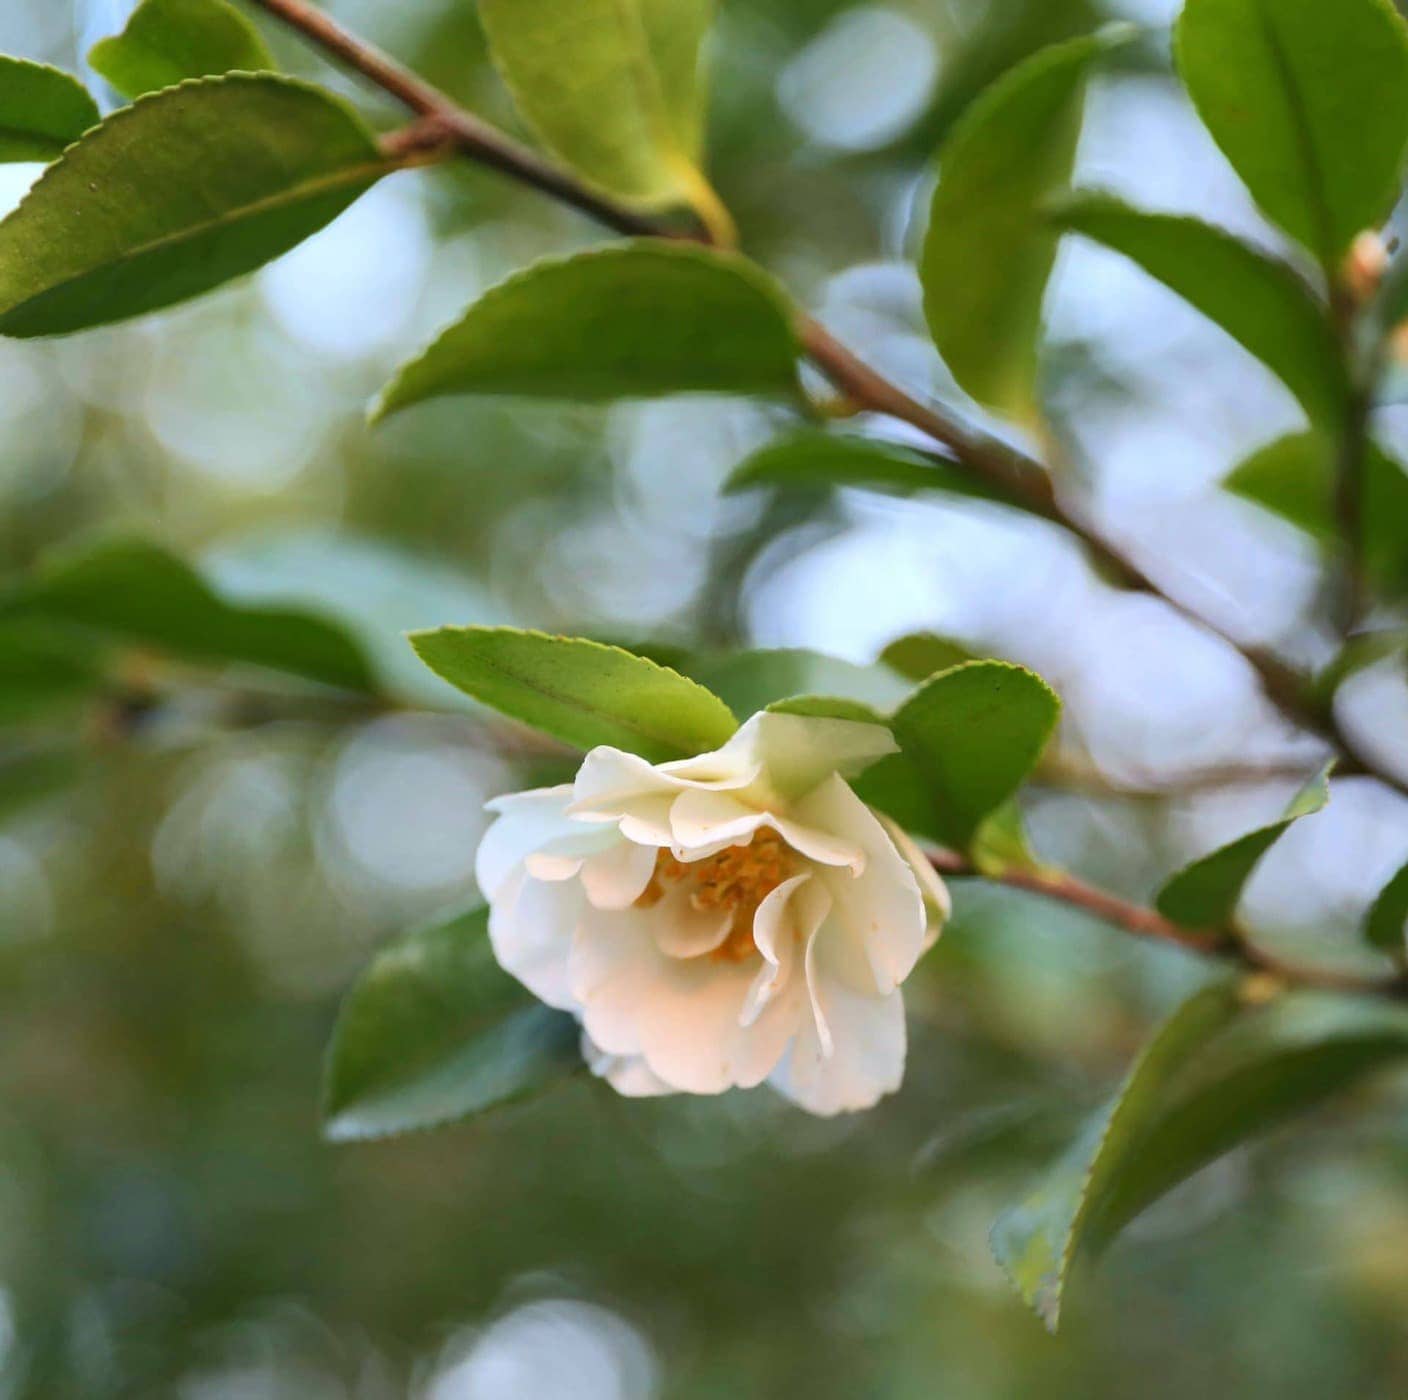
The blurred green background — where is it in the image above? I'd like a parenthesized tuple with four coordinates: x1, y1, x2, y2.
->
(8, 0, 1408, 1394)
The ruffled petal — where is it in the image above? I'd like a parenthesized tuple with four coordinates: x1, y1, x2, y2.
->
(720, 711, 898, 800)
(581, 1034, 678, 1098)
(475, 784, 577, 898)
(570, 902, 803, 1094)
(771, 905, 907, 1115)
(579, 838, 658, 910)
(741, 873, 827, 1028)
(793, 774, 927, 994)
(487, 868, 582, 1011)
(877, 813, 950, 952)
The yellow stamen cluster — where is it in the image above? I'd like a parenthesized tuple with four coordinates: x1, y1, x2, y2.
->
(635, 829, 793, 962)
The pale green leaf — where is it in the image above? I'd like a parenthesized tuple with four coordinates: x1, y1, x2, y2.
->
(478, 0, 713, 208)
(922, 28, 1128, 423)
(0, 56, 99, 163)
(0, 74, 388, 337)
(409, 626, 738, 762)
(1224, 432, 1408, 597)
(879, 632, 980, 683)
(1175, 0, 1408, 269)
(1155, 762, 1333, 927)
(994, 983, 1408, 1329)
(889, 660, 1060, 851)
(90, 0, 275, 100)
(324, 906, 581, 1141)
(688, 647, 910, 719)
(373, 243, 800, 419)
(0, 535, 378, 693)
(1056, 194, 1346, 431)
(724, 431, 999, 502)
(0, 622, 105, 723)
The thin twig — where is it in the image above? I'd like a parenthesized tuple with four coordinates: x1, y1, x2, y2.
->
(926, 847, 1408, 1001)
(243, 0, 1408, 807)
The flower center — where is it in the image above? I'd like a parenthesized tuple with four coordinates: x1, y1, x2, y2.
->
(635, 828, 792, 962)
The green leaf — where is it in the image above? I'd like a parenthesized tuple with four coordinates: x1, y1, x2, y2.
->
(723, 432, 998, 502)
(1155, 762, 1333, 928)
(889, 660, 1061, 851)
(0, 536, 378, 693)
(0, 742, 82, 824)
(373, 243, 799, 420)
(1365, 862, 1408, 956)
(478, 0, 713, 209)
(90, 0, 275, 100)
(1175, 0, 1408, 270)
(409, 626, 738, 762)
(1224, 432, 1408, 596)
(1056, 195, 1346, 431)
(879, 632, 980, 683)
(688, 647, 910, 719)
(0, 56, 99, 163)
(324, 906, 581, 1141)
(994, 982, 1408, 1329)
(0, 74, 388, 337)
(922, 28, 1127, 423)
(0, 622, 104, 723)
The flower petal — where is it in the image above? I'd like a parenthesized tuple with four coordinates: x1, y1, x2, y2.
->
(793, 774, 927, 993)
(720, 711, 898, 800)
(581, 1034, 678, 1098)
(475, 784, 578, 898)
(741, 873, 827, 1028)
(487, 868, 582, 1011)
(579, 837, 658, 910)
(773, 904, 907, 1115)
(877, 813, 951, 953)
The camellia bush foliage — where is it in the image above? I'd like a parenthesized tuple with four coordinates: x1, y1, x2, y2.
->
(9, 0, 1408, 1337)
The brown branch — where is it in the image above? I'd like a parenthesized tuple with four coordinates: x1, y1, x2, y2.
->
(244, 0, 1408, 808)
(926, 848, 1408, 1001)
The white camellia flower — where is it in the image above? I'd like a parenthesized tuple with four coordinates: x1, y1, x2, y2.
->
(475, 711, 950, 1115)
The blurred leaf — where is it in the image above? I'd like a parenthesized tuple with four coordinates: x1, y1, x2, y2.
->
(994, 982, 1408, 1329)
(921, 28, 1127, 423)
(324, 906, 581, 1141)
(1224, 432, 1408, 596)
(0, 621, 105, 722)
(890, 661, 1060, 851)
(0, 536, 378, 693)
(1175, 0, 1408, 270)
(1310, 629, 1407, 711)
(723, 431, 997, 502)
(90, 0, 275, 99)
(880, 632, 981, 682)
(0, 56, 99, 163)
(0, 741, 83, 823)
(410, 626, 738, 761)
(765, 695, 886, 724)
(1365, 862, 1408, 956)
(688, 647, 909, 718)
(478, 0, 713, 209)
(971, 798, 1045, 875)
(1056, 195, 1346, 430)
(1155, 763, 1333, 928)
(0, 74, 387, 337)
(373, 243, 800, 419)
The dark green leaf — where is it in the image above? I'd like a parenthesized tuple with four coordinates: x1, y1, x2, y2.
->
(0, 56, 99, 163)
(1056, 194, 1346, 430)
(478, 0, 714, 209)
(0, 74, 388, 337)
(1224, 432, 1408, 596)
(1365, 862, 1408, 956)
(879, 632, 981, 682)
(0, 621, 105, 722)
(889, 660, 1060, 851)
(688, 647, 909, 719)
(994, 982, 1408, 1329)
(410, 626, 738, 762)
(1175, 0, 1408, 270)
(324, 905, 581, 1141)
(922, 28, 1128, 423)
(0, 742, 82, 823)
(0, 536, 378, 693)
(1155, 762, 1333, 927)
(374, 243, 800, 418)
(723, 432, 997, 502)
(90, 0, 275, 100)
